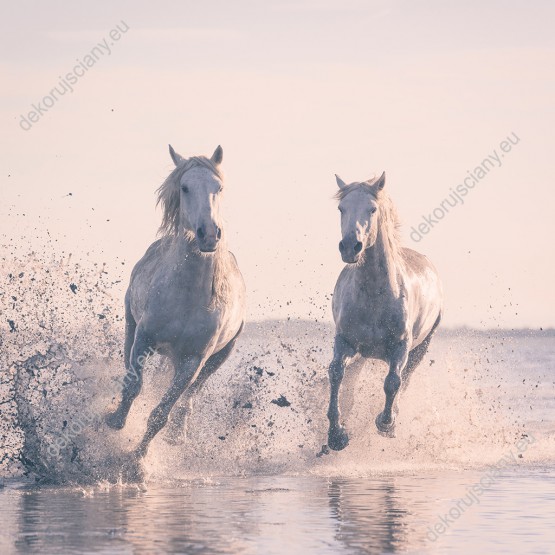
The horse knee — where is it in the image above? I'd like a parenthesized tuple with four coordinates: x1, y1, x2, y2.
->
(384, 373, 401, 396)
(328, 360, 345, 383)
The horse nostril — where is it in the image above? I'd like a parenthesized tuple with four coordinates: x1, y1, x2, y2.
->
(354, 242, 363, 254)
(197, 227, 205, 239)
(216, 227, 222, 240)
(339, 241, 345, 252)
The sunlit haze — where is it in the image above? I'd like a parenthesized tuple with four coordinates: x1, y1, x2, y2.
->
(2, 0, 554, 327)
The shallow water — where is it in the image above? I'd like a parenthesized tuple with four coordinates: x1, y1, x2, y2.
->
(2, 469, 555, 554)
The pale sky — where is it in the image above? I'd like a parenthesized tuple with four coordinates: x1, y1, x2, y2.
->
(1, 0, 554, 327)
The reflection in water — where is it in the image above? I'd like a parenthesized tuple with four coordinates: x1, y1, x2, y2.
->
(14, 485, 136, 553)
(2, 471, 555, 554)
(327, 479, 412, 553)
(12, 482, 258, 554)
(5, 477, 423, 554)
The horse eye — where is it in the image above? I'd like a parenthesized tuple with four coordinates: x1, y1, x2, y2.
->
(181, 186, 189, 193)
(371, 207, 377, 214)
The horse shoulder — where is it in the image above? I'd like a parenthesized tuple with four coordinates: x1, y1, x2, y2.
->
(128, 238, 176, 320)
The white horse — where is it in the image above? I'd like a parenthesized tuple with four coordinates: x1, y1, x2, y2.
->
(326, 172, 443, 450)
(106, 145, 246, 459)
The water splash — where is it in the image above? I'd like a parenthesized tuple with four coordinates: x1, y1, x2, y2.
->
(1, 248, 554, 484)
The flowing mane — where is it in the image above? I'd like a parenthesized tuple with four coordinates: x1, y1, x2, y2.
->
(155, 155, 231, 309)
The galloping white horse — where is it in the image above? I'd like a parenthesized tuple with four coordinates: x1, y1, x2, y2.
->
(326, 172, 443, 451)
(106, 145, 246, 459)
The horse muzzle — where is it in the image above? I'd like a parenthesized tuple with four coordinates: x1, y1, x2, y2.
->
(339, 238, 363, 264)
(196, 224, 222, 253)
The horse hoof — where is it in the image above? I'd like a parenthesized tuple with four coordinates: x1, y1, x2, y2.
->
(328, 427, 349, 451)
(105, 411, 125, 430)
(375, 412, 396, 438)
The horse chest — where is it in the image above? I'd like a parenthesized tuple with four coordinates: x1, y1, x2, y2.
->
(336, 289, 407, 357)
(347, 302, 395, 333)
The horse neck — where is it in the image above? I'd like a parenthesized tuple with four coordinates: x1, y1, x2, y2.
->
(172, 227, 232, 309)
(359, 222, 401, 297)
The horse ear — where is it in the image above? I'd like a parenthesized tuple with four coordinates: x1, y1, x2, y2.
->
(211, 145, 223, 165)
(375, 171, 386, 190)
(169, 144, 184, 166)
(335, 174, 347, 189)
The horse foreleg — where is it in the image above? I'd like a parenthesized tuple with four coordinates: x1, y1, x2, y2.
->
(105, 327, 152, 430)
(376, 342, 409, 438)
(327, 335, 356, 451)
(134, 355, 202, 458)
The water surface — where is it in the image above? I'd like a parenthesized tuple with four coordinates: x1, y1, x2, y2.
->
(2, 469, 555, 554)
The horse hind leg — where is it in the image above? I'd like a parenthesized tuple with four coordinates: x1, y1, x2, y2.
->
(375, 342, 409, 438)
(162, 354, 223, 446)
(400, 335, 432, 392)
(401, 313, 441, 391)
(163, 396, 193, 446)
(134, 355, 204, 458)
(376, 314, 441, 437)
(164, 327, 242, 445)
